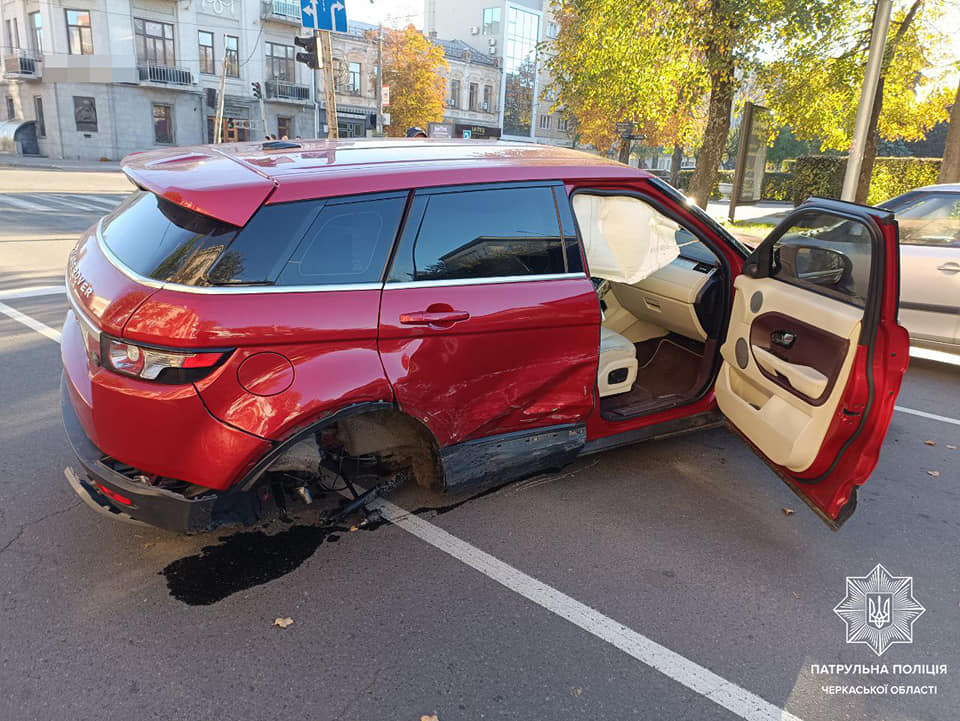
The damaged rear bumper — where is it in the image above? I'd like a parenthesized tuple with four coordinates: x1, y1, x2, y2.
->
(61, 375, 222, 533)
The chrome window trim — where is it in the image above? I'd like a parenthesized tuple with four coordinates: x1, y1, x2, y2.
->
(383, 273, 586, 290)
(95, 219, 382, 294)
(66, 285, 101, 342)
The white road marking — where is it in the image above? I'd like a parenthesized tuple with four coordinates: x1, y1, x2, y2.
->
(371, 496, 804, 721)
(0, 195, 49, 211)
(0, 193, 122, 214)
(0, 285, 66, 301)
(909, 345, 960, 367)
(0, 301, 62, 342)
(894, 406, 960, 427)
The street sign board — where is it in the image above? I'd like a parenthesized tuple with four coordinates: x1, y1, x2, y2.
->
(301, 0, 348, 32)
(382, 112, 391, 126)
(381, 84, 390, 107)
(428, 122, 453, 138)
(728, 102, 770, 221)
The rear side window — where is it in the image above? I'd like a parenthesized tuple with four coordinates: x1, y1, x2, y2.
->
(408, 186, 567, 281)
(276, 195, 406, 286)
(100, 192, 238, 284)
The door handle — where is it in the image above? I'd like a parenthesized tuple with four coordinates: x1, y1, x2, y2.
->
(770, 330, 796, 349)
(399, 310, 470, 326)
(752, 345, 828, 399)
(937, 262, 960, 274)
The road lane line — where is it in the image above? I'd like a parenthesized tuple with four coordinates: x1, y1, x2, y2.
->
(0, 285, 66, 301)
(909, 345, 960, 367)
(0, 301, 62, 342)
(371, 496, 804, 721)
(894, 406, 960, 427)
(0, 195, 49, 211)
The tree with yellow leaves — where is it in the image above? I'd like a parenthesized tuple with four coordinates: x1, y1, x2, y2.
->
(379, 25, 449, 137)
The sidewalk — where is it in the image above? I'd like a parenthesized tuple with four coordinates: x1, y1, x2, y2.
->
(704, 199, 794, 225)
(0, 153, 122, 172)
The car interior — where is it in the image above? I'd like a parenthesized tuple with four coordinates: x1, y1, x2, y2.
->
(572, 193, 726, 421)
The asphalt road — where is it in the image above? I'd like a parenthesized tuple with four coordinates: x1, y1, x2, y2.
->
(0, 169, 957, 721)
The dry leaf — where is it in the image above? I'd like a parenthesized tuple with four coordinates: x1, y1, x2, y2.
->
(782, 508, 795, 516)
(273, 617, 294, 629)
(924, 440, 936, 446)
(420, 714, 439, 721)
(947, 444, 957, 450)
(349, 525, 359, 533)
(927, 470, 940, 478)
(572, 686, 583, 697)
(793, 592, 801, 600)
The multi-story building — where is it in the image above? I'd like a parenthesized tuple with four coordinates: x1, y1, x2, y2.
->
(434, 37, 501, 138)
(424, 0, 573, 146)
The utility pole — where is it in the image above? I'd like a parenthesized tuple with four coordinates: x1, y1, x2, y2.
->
(376, 23, 384, 135)
(213, 57, 227, 143)
(320, 29, 338, 138)
(841, 0, 892, 201)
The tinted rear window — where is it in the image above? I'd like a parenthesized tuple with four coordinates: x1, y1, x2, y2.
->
(99, 191, 405, 287)
(410, 186, 567, 281)
(100, 192, 238, 284)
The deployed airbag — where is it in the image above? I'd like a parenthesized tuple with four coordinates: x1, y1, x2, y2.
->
(572, 193, 680, 285)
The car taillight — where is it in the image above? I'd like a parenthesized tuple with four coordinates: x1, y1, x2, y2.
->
(100, 336, 230, 384)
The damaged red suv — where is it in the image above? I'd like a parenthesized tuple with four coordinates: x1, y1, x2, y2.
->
(62, 139, 908, 534)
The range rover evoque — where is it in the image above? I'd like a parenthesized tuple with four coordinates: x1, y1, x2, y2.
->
(61, 139, 909, 533)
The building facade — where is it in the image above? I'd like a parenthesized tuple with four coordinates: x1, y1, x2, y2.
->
(424, 0, 573, 146)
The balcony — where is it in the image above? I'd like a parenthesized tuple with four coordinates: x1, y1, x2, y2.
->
(138, 64, 193, 86)
(2, 49, 42, 78)
(262, 0, 302, 24)
(265, 80, 311, 102)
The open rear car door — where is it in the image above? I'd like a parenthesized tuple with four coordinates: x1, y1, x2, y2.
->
(715, 198, 909, 529)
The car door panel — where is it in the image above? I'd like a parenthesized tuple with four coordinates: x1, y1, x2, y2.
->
(715, 200, 909, 528)
(899, 244, 960, 346)
(718, 275, 862, 472)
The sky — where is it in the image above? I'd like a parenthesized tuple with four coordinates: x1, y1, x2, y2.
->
(346, 0, 424, 28)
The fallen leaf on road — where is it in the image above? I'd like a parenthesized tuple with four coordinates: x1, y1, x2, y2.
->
(572, 686, 583, 697)
(924, 440, 936, 446)
(947, 444, 957, 450)
(927, 470, 940, 478)
(420, 714, 439, 721)
(782, 508, 795, 516)
(273, 617, 294, 629)
(349, 525, 359, 532)
(793, 592, 801, 600)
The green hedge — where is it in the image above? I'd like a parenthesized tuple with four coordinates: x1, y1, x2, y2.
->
(760, 172, 794, 202)
(791, 156, 941, 206)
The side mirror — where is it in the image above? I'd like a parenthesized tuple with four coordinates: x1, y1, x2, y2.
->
(780, 244, 851, 288)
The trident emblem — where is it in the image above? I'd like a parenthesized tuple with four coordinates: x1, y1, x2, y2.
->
(867, 593, 892, 629)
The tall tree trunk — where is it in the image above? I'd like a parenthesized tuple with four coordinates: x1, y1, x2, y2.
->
(688, 67, 735, 207)
(853, 0, 922, 203)
(669, 144, 683, 187)
(856, 76, 885, 204)
(939, 78, 960, 183)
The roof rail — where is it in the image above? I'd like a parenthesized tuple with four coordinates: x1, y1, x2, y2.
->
(262, 141, 301, 150)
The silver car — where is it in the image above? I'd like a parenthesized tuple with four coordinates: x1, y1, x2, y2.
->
(881, 184, 960, 352)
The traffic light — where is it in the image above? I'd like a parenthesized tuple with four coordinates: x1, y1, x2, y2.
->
(251, 82, 262, 100)
(294, 35, 319, 70)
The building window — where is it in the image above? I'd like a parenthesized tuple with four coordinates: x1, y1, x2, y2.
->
(198, 31, 215, 75)
(5, 97, 14, 120)
(224, 35, 239, 77)
(482, 7, 501, 35)
(557, 116, 568, 132)
(348, 61, 361, 93)
(448, 78, 460, 108)
(546, 21, 559, 39)
(265, 42, 295, 82)
(34, 96, 45, 137)
(503, 6, 540, 137)
(539, 114, 551, 130)
(153, 104, 173, 143)
(277, 116, 292, 139)
(73, 96, 97, 132)
(5, 18, 20, 49)
(65, 10, 93, 55)
(29, 13, 43, 54)
(135, 18, 175, 66)
(482, 84, 492, 111)
(468, 82, 478, 111)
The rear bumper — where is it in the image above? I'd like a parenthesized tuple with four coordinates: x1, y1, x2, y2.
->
(61, 375, 222, 534)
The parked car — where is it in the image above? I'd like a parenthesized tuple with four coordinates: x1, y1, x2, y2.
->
(61, 140, 908, 535)
(879, 184, 960, 352)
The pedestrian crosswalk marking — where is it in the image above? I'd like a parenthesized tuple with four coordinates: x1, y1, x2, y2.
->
(0, 193, 124, 215)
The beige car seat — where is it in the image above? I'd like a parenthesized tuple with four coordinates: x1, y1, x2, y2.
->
(598, 327, 638, 397)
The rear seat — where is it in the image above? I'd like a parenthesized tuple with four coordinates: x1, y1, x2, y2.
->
(598, 328, 638, 397)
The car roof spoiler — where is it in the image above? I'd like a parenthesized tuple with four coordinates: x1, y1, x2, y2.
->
(121, 146, 277, 226)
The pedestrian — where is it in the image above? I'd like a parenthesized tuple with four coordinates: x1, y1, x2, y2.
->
(405, 127, 427, 138)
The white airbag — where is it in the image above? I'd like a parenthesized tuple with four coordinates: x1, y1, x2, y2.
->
(573, 193, 680, 285)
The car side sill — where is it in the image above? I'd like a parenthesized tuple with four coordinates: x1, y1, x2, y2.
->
(580, 411, 724, 455)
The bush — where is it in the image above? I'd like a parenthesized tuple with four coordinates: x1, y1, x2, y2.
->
(673, 169, 733, 199)
(760, 172, 794, 201)
(791, 156, 942, 205)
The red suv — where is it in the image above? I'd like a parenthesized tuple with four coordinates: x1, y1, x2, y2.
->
(61, 140, 908, 534)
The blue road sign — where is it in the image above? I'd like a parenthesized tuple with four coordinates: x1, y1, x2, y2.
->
(301, 0, 348, 32)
